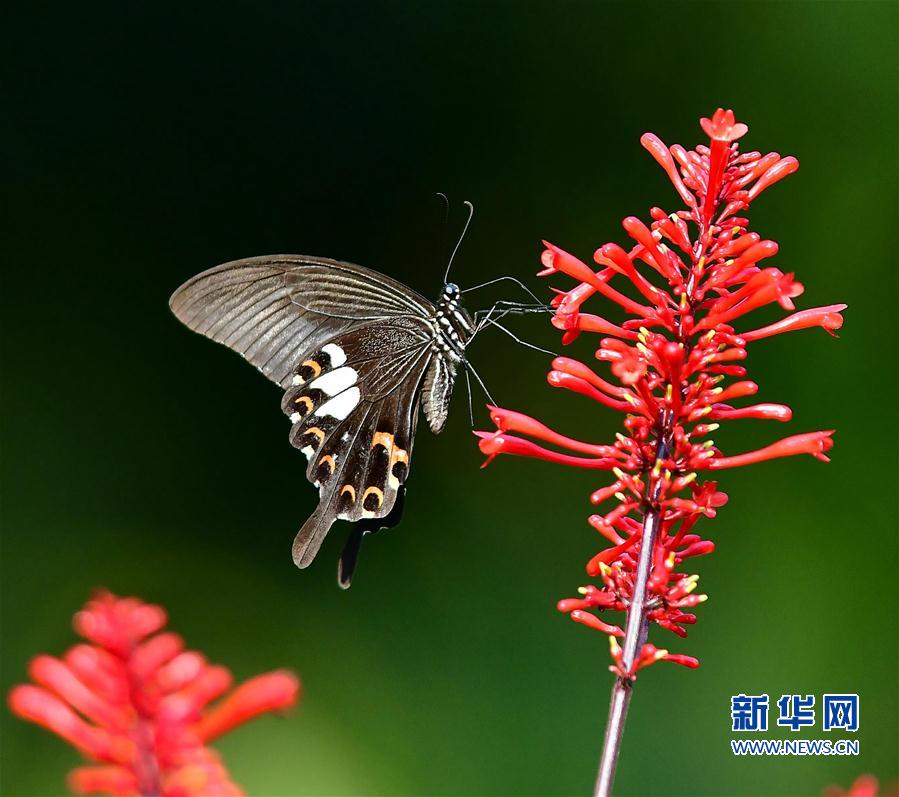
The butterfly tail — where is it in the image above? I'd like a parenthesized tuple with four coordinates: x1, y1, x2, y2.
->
(292, 506, 336, 568)
(337, 526, 366, 589)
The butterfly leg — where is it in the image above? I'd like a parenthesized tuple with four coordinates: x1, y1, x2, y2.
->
(463, 275, 547, 307)
(477, 317, 559, 357)
(464, 367, 475, 427)
(463, 359, 497, 405)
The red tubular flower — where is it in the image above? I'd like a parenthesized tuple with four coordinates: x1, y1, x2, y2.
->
(8, 591, 300, 797)
(476, 109, 844, 679)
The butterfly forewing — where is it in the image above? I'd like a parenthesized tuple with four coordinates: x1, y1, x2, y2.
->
(169, 255, 435, 388)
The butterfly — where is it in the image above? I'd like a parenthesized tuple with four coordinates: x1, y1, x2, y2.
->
(170, 254, 481, 587)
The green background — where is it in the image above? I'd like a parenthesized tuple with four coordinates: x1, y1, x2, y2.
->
(3, 2, 896, 795)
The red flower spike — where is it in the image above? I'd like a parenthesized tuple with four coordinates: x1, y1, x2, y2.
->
(475, 110, 843, 681)
(8, 591, 300, 797)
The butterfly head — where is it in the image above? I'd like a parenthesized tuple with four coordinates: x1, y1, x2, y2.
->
(442, 282, 461, 301)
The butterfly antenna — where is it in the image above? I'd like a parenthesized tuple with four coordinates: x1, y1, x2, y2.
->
(434, 192, 450, 273)
(479, 317, 559, 357)
(444, 200, 474, 284)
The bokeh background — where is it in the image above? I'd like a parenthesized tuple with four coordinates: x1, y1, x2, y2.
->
(3, 2, 896, 795)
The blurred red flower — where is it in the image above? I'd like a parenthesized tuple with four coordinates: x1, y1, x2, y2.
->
(823, 775, 899, 797)
(477, 109, 844, 678)
(8, 591, 300, 797)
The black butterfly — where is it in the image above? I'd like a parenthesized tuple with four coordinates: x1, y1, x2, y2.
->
(170, 255, 479, 587)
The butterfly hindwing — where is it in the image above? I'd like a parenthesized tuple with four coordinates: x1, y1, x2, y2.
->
(281, 319, 432, 568)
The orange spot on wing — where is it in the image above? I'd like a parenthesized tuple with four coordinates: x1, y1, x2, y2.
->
(293, 396, 314, 414)
(301, 360, 322, 378)
(362, 486, 384, 508)
(372, 432, 394, 450)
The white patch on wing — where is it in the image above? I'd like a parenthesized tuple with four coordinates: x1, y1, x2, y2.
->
(290, 412, 302, 424)
(309, 366, 358, 396)
(322, 343, 347, 367)
(315, 387, 361, 421)
(301, 446, 315, 460)
(291, 374, 303, 386)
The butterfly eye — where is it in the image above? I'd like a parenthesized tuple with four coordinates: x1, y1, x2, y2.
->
(444, 283, 460, 299)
